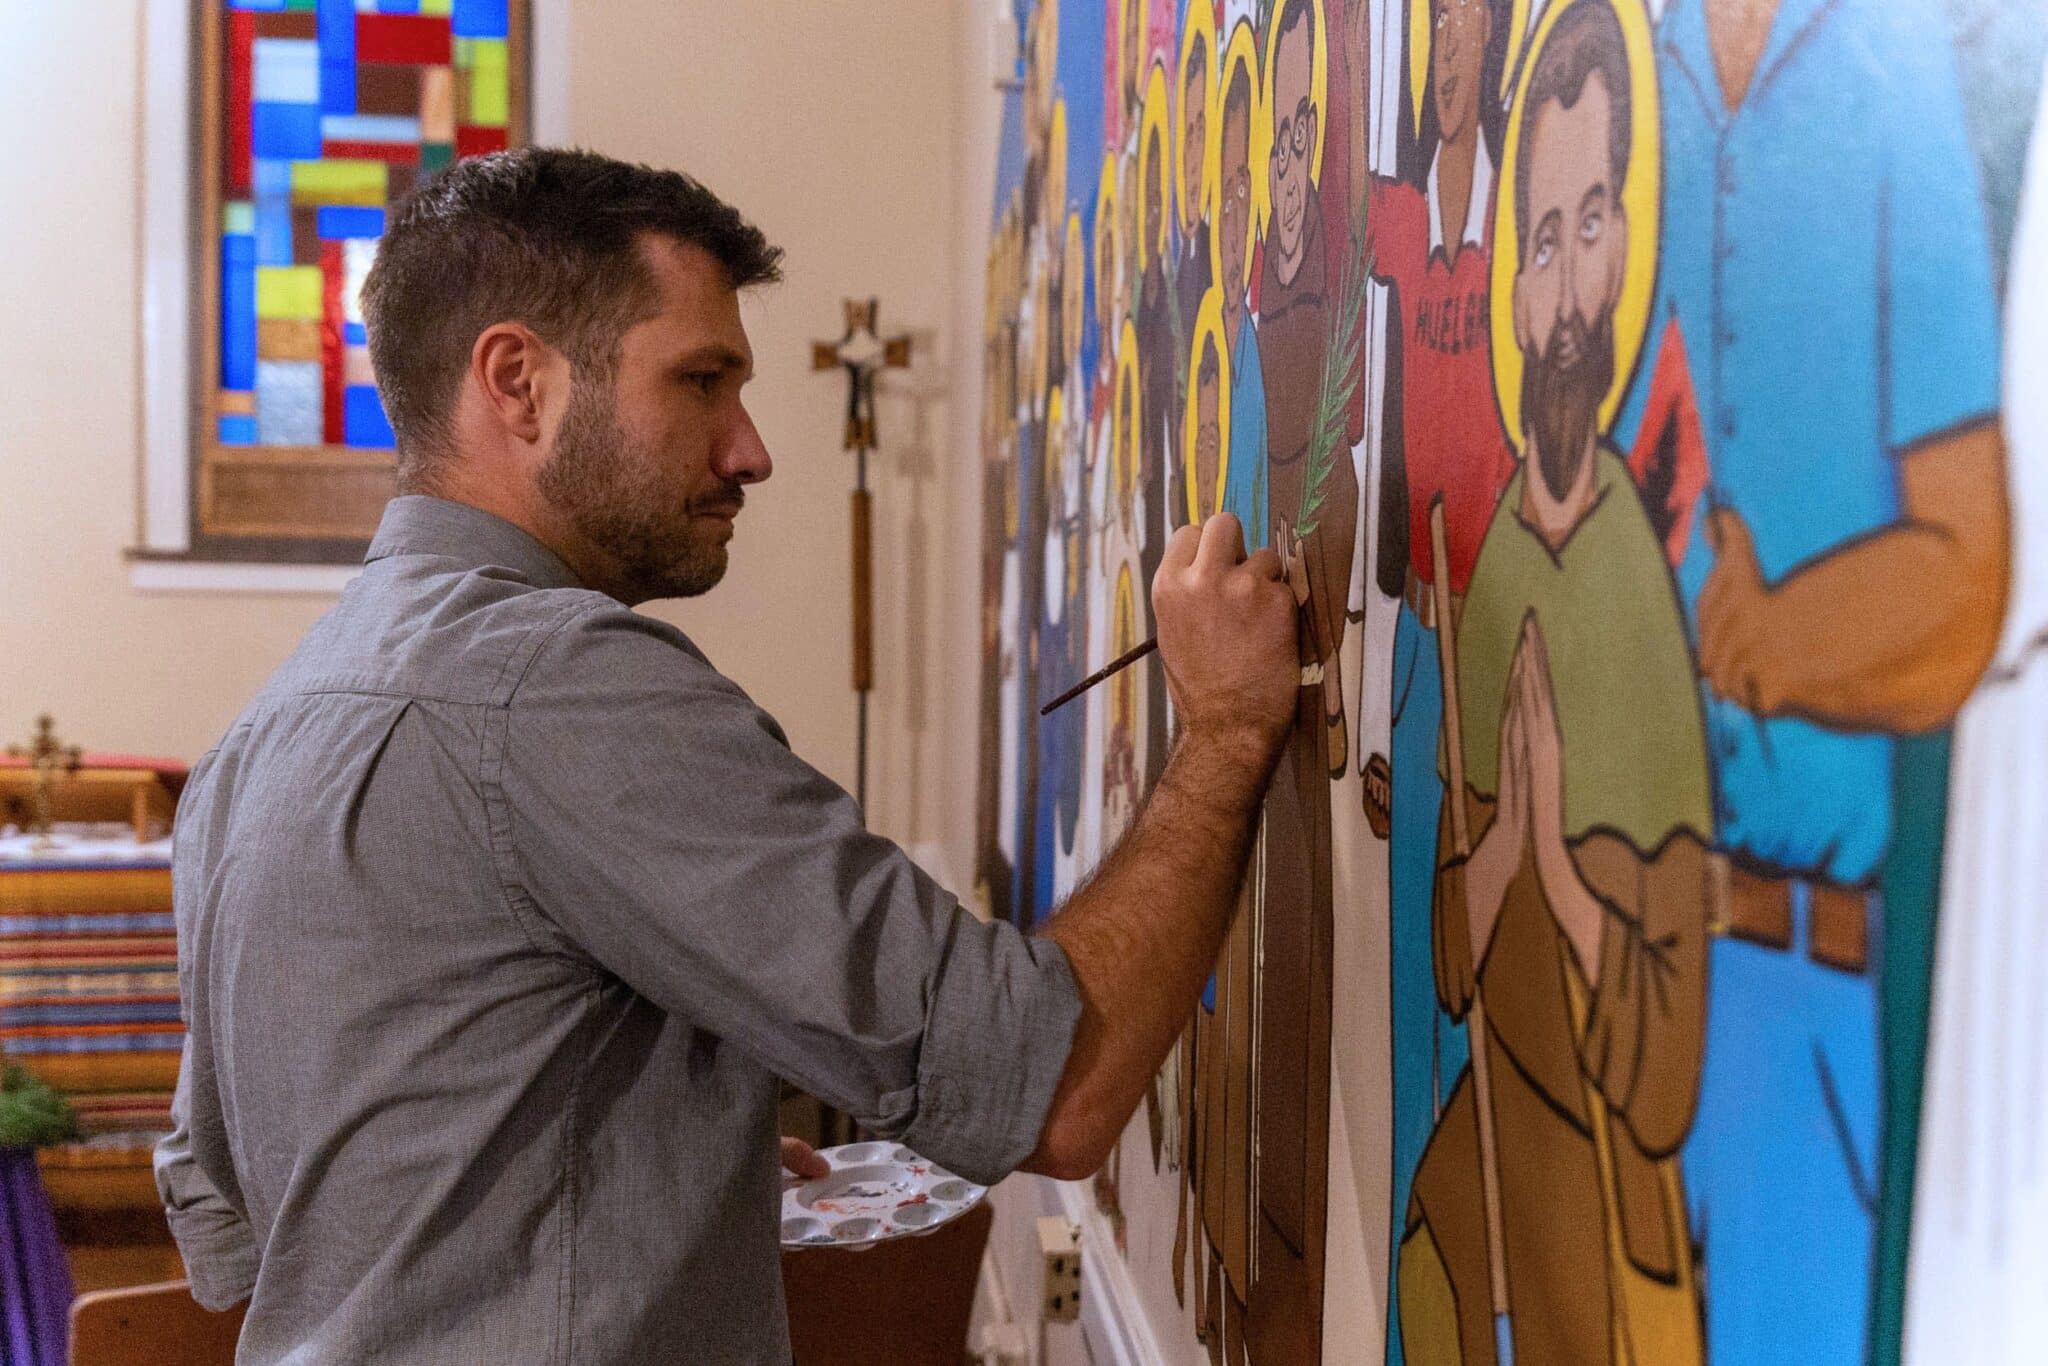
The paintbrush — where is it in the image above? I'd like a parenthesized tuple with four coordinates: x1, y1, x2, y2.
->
(1039, 637, 1158, 715)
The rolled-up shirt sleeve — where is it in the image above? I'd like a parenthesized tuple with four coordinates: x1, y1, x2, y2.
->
(155, 1038, 258, 1311)
(494, 603, 1079, 1186)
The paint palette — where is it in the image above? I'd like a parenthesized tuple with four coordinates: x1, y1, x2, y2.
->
(779, 1142, 987, 1251)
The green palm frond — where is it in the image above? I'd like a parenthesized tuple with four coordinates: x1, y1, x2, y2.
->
(1293, 236, 1373, 544)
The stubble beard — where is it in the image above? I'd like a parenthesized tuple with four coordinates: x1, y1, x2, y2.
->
(537, 373, 731, 602)
(1523, 309, 1614, 504)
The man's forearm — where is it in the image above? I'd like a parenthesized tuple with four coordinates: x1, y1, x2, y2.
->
(1022, 724, 1278, 1178)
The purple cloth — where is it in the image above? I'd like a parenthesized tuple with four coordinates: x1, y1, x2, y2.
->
(0, 1148, 71, 1366)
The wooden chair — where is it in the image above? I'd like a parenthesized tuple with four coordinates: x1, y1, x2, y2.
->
(69, 1281, 243, 1366)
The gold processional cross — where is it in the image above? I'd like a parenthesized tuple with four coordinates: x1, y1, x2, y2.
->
(811, 299, 912, 814)
(8, 715, 82, 853)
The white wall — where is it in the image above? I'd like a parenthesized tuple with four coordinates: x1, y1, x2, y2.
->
(0, 1, 959, 810)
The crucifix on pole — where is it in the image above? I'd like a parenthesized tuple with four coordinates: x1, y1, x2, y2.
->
(811, 298, 913, 814)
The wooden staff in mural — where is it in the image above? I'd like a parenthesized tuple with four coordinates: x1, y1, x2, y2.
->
(1423, 501, 1509, 1365)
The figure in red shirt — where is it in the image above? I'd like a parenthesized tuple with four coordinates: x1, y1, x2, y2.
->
(1358, 4, 1517, 1363)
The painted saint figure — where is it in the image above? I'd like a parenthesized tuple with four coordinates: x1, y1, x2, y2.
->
(1624, 0, 2011, 1360)
(1398, 7, 1711, 1362)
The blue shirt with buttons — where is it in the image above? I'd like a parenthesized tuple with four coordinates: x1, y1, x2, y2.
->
(1621, 0, 2002, 885)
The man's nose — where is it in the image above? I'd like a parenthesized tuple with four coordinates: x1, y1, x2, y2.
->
(718, 406, 773, 486)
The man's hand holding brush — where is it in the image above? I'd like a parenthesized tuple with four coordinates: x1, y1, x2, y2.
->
(1021, 514, 1300, 1179)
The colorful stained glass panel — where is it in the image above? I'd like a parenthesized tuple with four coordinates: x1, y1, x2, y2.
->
(213, 0, 524, 464)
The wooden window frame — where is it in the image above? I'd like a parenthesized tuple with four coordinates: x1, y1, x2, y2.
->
(134, 0, 566, 589)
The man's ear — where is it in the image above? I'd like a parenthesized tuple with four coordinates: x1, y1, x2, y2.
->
(470, 322, 554, 446)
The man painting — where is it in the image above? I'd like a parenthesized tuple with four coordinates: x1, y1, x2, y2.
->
(1397, 6, 1711, 1362)
(1627, 0, 2009, 1360)
(1362, 4, 1512, 1349)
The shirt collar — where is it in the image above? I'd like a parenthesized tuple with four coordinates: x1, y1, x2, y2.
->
(1427, 133, 1495, 256)
(364, 496, 586, 591)
(1665, 0, 1838, 122)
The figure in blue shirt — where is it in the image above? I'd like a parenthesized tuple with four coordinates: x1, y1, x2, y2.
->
(1623, 2, 2011, 1362)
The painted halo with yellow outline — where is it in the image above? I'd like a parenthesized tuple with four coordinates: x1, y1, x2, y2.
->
(1044, 385, 1067, 498)
(1209, 19, 1264, 296)
(1136, 62, 1172, 274)
(1254, 0, 1329, 237)
(1183, 287, 1233, 524)
(1046, 97, 1070, 231)
(1094, 152, 1120, 333)
(1488, 0, 1660, 452)
(1114, 318, 1142, 506)
(1175, 0, 1219, 238)
(1110, 562, 1139, 728)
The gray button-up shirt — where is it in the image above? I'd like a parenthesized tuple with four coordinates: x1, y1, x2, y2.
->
(156, 496, 1080, 1364)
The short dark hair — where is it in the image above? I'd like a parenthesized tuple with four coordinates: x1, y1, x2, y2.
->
(1513, 0, 1631, 259)
(363, 147, 782, 484)
(1276, 0, 1316, 68)
(1223, 59, 1254, 143)
(1197, 343, 1220, 393)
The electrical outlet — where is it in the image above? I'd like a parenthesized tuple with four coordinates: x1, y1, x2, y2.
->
(1038, 1215, 1082, 1323)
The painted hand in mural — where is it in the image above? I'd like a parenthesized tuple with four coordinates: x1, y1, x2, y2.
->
(1463, 634, 1533, 971)
(1276, 521, 1315, 607)
(1697, 505, 1783, 717)
(1516, 617, 1607, 987)
(1154, 514, 1300, 752)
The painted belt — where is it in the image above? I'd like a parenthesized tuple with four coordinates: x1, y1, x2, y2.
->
(1706, 853, 1870, 975)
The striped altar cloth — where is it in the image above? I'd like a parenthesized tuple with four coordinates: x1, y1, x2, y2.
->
(0, 828, 180, 1149)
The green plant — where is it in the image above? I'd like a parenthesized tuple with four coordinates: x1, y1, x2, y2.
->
(0, 1064, 78, 1150)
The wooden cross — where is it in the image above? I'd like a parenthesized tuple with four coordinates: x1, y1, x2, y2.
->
(7, 715, 82, 851)
(811, 299, 914, 453)
(810, 300, 913, 815)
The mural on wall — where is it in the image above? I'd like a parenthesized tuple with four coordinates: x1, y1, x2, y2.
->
(976, 0, 2048, 1363)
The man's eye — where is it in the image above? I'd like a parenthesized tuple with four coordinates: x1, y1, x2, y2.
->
(684, 372, 721, 394)
(1580, 211, 1604, 242)
(1534, 238, 1555, 268)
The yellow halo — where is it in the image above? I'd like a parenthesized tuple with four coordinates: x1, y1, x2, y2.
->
(1044, 385, 1066, 497)
(1115, 318, 1142, 502)
(1184, 287, 1233, 524)
(1110, 564, 1138, 725)
(1499, 0, 1534, 99)
(1488, 0, 1660, 453)
(1094, 153, 1119, 331)
(1408, 0, 1430, 138)
(1047, 97, 1069, 224)
(1209, 20, 1263, 297)
(1176, 0, 1219, 238)
(1137, 62, 1172, 275)
(1255, 0, 1329, 236)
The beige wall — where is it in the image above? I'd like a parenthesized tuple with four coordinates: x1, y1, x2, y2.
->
(0, 3, 964, 833)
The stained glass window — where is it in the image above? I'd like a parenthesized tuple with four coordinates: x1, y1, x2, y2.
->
(198, 0, 528, 555)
